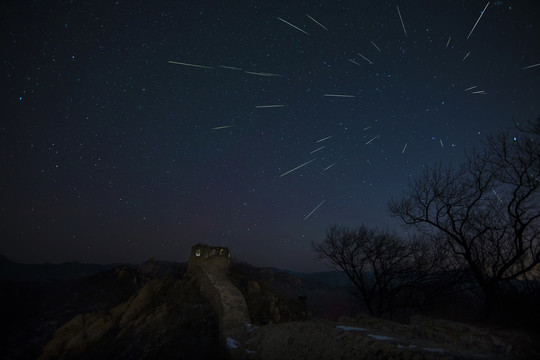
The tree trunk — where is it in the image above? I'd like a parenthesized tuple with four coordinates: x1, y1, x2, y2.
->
(479, 281, 504, 321)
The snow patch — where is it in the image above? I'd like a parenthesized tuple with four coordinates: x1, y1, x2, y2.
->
(368, 334, 394, 341)
(226, 337, 239, 349)
(336, 325, 367, 331)
(246, 323, 259, 333)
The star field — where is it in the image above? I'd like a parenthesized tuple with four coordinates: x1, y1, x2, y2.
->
(1, 0, 539, 271)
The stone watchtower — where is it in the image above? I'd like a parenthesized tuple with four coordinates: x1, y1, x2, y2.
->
(188, 244, 251, 357)
(188, 243, 231, 273)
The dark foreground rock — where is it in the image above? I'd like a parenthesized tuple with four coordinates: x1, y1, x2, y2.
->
(244, 315, 539, 360)
(39, 275, 224, 360)
(0, 265, 146, 359)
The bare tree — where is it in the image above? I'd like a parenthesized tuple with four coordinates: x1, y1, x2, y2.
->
(389, 131, 540, 316)
(313, 225, 457, 319)
(515, 117, 540, 136)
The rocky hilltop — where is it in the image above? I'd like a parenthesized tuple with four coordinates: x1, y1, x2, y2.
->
(1, 251, 539, 359)
(245, 315, 538, 360)
(39, 275, 222, 360)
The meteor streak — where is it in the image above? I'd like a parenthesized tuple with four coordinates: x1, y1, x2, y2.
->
(255, 105, 285, 108)
(277, 17, 310, 35)
(467, 2, 490, 40)
(370, 41, 382, 52)
(279, 158, 317, 177)
(304, 200, 325, 220)
(464, 85, 478, 91)
(396, 5, 407, 37)
(212, 125, 234, 130)
(402, 143, 408, 154)
(324, 94, 355, 98)
(305, 14, 327, 30)
(244, 71, 283, 77)
(219, 65, 242, 70)
(323, 163, 335, 171)
(365, 135, 379, 145)
(168, 61, 214, 69)
(357, 53, 373, 64)
(310, 146, 325, 154)
(316, 136, 332, 143)
(522, 63, 540, 70)
(446, 36, 451, 48)
(492, 188, 503, 203)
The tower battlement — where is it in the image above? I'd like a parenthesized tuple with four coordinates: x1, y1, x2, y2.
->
(187, 243, 231, 273)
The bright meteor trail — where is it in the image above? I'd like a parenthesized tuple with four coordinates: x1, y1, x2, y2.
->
(304, 200, 325, 220)
(280, 159, 317, 177)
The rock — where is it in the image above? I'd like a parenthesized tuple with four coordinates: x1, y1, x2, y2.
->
(38, 276, 223, 360)
(410, 315, 538, 358)
(40, 313, 114, 359)
(245, 316, 538, 360)
(247, 280, 261, 296)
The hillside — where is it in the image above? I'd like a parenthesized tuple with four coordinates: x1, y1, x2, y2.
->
(0, 254, 123, 281)
(1, 257, 538, 359)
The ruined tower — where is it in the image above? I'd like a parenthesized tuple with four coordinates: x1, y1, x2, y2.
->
(188, 243, 251, 358)
(188, 243, 231, 273)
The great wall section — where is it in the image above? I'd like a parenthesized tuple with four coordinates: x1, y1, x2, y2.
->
(187, 244, 538, 360)
(31, 243, 538, 359)
(188, 244, 251, 358)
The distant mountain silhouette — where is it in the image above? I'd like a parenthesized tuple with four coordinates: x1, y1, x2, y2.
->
(277, 268, 353, 287)
(0, 255, 124, 281)
(0, 254, 351, 284)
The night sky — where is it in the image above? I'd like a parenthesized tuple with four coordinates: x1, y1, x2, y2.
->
(2, 0, 539, 272)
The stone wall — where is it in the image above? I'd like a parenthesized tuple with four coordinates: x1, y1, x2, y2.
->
(188, 243, 251, 358)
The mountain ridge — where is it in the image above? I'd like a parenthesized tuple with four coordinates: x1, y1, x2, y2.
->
(0, 255, 351, 285)
(0, 254, 127, 281)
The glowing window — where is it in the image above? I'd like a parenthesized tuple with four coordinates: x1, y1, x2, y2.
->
(195, 249, 201, 257)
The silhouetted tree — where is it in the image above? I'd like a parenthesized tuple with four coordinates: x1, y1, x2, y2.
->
(389, 129, 540, 317)
(515, 117, 540, 136)
(313, 225, 457, 319)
